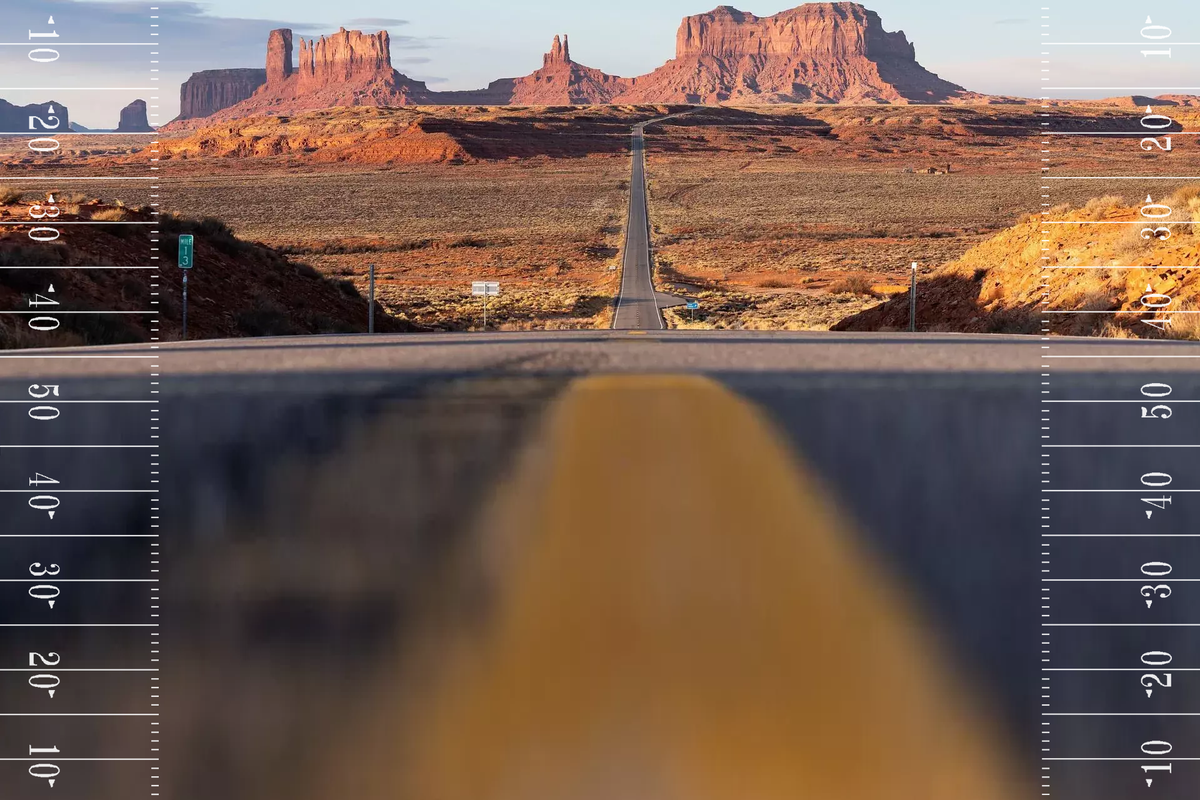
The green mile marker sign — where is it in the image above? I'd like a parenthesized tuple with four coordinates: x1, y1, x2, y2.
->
(178, 234, 194, 269)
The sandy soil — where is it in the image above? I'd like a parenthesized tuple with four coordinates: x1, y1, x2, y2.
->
(644, 104, 1200, 329)
(7, 103, 1193, 333)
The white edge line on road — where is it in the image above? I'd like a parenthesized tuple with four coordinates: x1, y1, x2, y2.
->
(611, 127, 635, 330)
(614, 113, 689, 331)
(641, 127, 663, 331)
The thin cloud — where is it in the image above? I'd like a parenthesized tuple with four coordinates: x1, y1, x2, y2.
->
(0, 1, 435, 125)
(347, 18, 410, 27)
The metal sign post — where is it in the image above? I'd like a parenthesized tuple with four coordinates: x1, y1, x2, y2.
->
(471, 281, 500, 331)
(909, 262, 917, 333)
(686, 299, 700, 323)
(178, 234, 194, 340)
(368, 263, 376, 334)
(182, 272, 188, 340)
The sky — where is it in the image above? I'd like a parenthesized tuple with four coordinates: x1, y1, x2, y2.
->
(4, 0, 1200, 127)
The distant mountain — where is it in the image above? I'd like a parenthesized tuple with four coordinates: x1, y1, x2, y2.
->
(178, 69, 266, 120)
(0, 98, 70, 134)
(615, 4, 973, 104)
(116, 99, 155, 132)
(69, 121, 91, 132)
(166, 3, 981, 125)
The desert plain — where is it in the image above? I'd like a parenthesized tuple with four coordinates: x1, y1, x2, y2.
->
(154, 103, 1200, 332)
(3, 101, 1200, 335)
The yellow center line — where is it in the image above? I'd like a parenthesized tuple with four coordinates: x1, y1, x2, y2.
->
(372, 375, 1026, 799)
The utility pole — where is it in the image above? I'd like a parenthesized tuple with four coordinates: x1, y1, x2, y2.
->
(182, 272, 188, 340)
(368, 262, 376, 334)
(909, 262, 918, 333)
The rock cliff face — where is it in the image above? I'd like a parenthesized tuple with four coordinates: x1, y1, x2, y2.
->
(0, 98, 69, 133)
(297, 28, 392, 87)
(617, 3, 969, 103)
(116, 99, 154, 132)
(178, 69, 267, 119)
(506, 35, 627, 105)
(183, 27, 426, 124)
(266, 29, 293, 85)
(545, 34, 570, 68)
(170, 4, 978, 123)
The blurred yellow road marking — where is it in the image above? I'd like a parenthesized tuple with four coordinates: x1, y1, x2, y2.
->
(627, 330, 649, 335)
(398, 375, 1024, 800)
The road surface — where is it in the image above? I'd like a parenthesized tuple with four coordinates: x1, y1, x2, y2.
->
(4, 330, 1200, 800)
(611, 118, 684, 330)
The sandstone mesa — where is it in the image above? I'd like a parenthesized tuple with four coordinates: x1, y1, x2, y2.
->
(0, 98, 69, 133)
(116, 99, 154, 132)
(168, 3, 983, 126)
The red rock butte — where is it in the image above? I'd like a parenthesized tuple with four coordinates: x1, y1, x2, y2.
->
(625, 3, 972, 103)
(167, 3, 980, 126)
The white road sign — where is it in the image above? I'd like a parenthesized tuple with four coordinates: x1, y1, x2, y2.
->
(472, 281, 500, 297)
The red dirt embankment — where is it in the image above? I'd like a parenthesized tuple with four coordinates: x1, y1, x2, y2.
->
(0, 196, 415, 347)
(835, 189, 1200, 337)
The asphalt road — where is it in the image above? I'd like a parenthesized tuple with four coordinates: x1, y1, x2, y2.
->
(4, 330, 1200, 799)
(611, 119, 684, 330)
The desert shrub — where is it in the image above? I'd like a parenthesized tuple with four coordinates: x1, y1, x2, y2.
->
(161, 214, 250, 256)
(118, 275, 149, 303)
(195, 217, 249, 255)
(336, 279, 361, 299)
(1165, 185, 1200, 240)
(0, 318, 83, 349)
(1079, 195, 1123, 220)
(0, 269, 53, 294)
(0, 188, 25, 204)
(985, 308, 1041, 335)
(302, 312, 357, 334)
(278, 240, 426, 256)
(825, 274, 878, 296)
(91, 207, 128, 222)
(448, 236, 488, 248)
(60, 312, 144, 346)
(90, 206, 141, 239)
(1167, 184, 1200, 207)
(1112, 223, 1159, 261)
(1163, 300, 1200, 341)
(1079, 289, 1118, 312)
(235, 293, 298, 337)
(1099, 321, 1137, 339)
(51, 191, 88, 205)
(755, 276, 790, 289)
(293, 261, 321, 279)
(0, 244, 71, 269)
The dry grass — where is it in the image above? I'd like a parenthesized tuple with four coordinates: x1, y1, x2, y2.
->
(1078, 195, 1123, 220)
(9, 103, 1195, 333)
(826, 274, 878, 297)
(90, 207, 129, 222)
(1099, 321, 1137, 339)
(162, 160, 629, 329)
(642, 104, 1200, 330)
(1162, 300, 1200, 341)
(52, 190, 89, 205)
(838, 186, 1200, 337)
